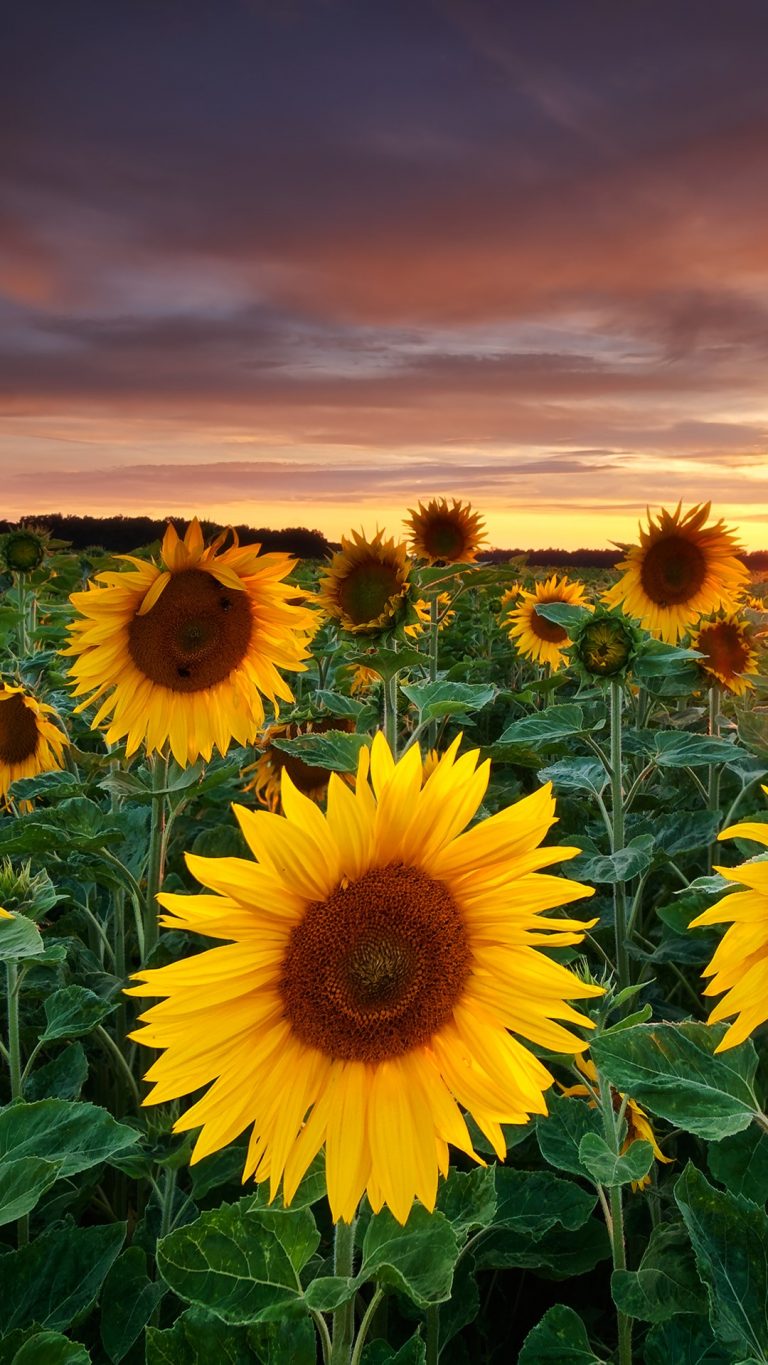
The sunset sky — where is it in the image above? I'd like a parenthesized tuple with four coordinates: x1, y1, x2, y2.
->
(2, 0, 768, 549)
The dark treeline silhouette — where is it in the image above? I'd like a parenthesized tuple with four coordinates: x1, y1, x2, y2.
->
(487, 546, 768, 570)
(1, 514, 333, 560)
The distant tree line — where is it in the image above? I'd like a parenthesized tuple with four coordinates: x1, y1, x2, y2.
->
(0, 514, 334, 559)
(486, 546, 768, 570)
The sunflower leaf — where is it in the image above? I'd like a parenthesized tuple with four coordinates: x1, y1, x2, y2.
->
(497, 704, 588, 747)
(0, 1100, 140, 1177)
(518, 1303, 606, 1363)
(579, 1135, 654, 1189)
(611, 1221, 707, 1323)
(536, 1094, 604, 1179)
(355, 1205, 459, 1308)
(532, 602, 592, 631)
(0, 911, 45, 962)
(0, 1156, 61, 1226)
(400, 681, 495, 721)
(40, 986, 117, 1042)
(0, 1331, 92, 1364)
(708, 1126, 768, 1203)
(270, 731, 369, 773)
(0, 1222, 125, 1333)
(643, 1318, 731, 1365)
(100, 1248, 165, 1364)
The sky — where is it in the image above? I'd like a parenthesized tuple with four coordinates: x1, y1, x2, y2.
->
(2, 0, 768, 550)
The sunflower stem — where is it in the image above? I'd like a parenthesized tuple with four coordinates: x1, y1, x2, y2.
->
(425, 1303, 439, 1365)
(609, 680, 630, 994)
(14, 574, 29, 657)
(144, 752, 169, 960)
(331, 1216, 357, 1364)
(6, 961, 29, 1246)
(706, 685, 721, 876)
(383, 673, 399, 757)
(427, 595, 440, 748)
(599, 1068, 632, 1365)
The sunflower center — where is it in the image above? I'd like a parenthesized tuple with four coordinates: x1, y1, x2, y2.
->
(701, 623, 750, 677)
(338, 562, 403, 627)
(280, 864, 471, 1062)
(532, 605, 568, 644)
(639, 535, 707, 606)
(0, 694, 40, 765)
(128, 569, 253, 693)
(422, 516, 467, 561)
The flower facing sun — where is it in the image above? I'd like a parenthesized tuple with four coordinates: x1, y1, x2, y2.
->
(604, 503, 749, 644)
(691, 615, 760, 696)
(0, 684, 69, 805)
(317, 530, 412, 635)
(690, 791, 768, 1051)
(129, 735, 601, 1224)
(505, 575, 591, 671)
(64, 520, 317, 766)
(242, 717, 355, 812)
(405, 498, 486, 566)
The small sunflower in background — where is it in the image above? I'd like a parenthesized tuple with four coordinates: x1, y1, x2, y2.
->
(129, 735, 601, 1225)
(0, 683, 69, 806)
(317, 529, 412, 635)
(560, 1055, 672, 1192)
(691, 614, 760, 696)
(1, 523, 49, 575)
(347, 664, 382, 696)
(405, 497, 486, 565)
(569, 607, 642, 683)
(505, 574, 591, 671)
(242, 717, 355, 811)
(65, 519, 316, 767)
(499, 581, 525, 611)
(604, 503, 749, 644)
(690, 792, 768, 1050)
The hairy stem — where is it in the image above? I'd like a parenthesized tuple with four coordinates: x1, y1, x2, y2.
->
(610, 680, 630, 992)
(331, 1216, 358, 1364)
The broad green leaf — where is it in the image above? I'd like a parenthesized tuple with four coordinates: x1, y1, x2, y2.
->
(532, 601, 592, 632)
(314, 689, 365, 716)
(270, 730, 369, 773)
(247, 1317, 316, 1365)
(0, 1332, 91, 1364)
(578, 1133, 654, 1187)
(361, 1335, 426, 1363)
(0, 1156, 61, 1226)
(492, 1167, 596, 1236)
(611, 1222, 706, 1322)
(591, 1022, 760, 1140)
(40, 986, 117, 1042)
(476, 1216, 611, 1278)
(624, 729, 741, 769)
(708, 1126, 768, 1203)
(9, 770, 83, 802)
(99, 1247, 165, 1363)
(537, 758, 607, 795)
(0, 1222, 125, 1333)
(654, 810, 721, 858)
(572, 835, 655, 884)
(156, 1202, 304, 1324)
(0, 912, 44, 962)
(146, 1307, 257, 1364)
(498, 704, 586, 747)
(400, 680, 495, 721)
(536, 1094, 603, 1179)
(675, 1163, 768, 1359)
(0, 1100, 140, 1177)
(436, 1165, 497, 1233)
(518, 1303, 606, 1363)
(355, 1204, 459, 1307)
(346, 647, 426, 682)
(24, 1043, 88, 1101)
(644, 1318, 730, 1365)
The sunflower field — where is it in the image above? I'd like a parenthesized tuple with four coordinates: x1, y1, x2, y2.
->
(1, 501, 768, 1365)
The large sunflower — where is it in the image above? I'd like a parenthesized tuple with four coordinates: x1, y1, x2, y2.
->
(317, 529, 411, 635)
(242, 717, 355, 812)
(691, 614, 760, 696)
(64, 520, 316, 767)
(405, 498, 485, 566)
(690, 792, 768, 1050)
(129, 735, 601, 1224)
(604, 503, 749, 644)
(0, 683, 69, 805)
(505, 574, 591, 671)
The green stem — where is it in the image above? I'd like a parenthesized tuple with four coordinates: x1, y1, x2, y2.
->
(95, 1024, 141, 1110)
(707, 686, 721, 876)
(599, 1071, 632, 1365)
(427, 595, 440, 750)
(6, 961, 28, 1245)
(331, 1217, 357, 1365)
(610, 680, 630, 993)
(14, 574, 29, 656)
(350, 1289, 384, 1365)
(383, 673, 399, 757)
(144, 753, 169, 960)
(425, 1303, 439, 1365)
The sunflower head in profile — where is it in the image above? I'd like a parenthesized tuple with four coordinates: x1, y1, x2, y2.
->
(560, 1055, 672, 1192)
(691, 614, 760, 696)
(570, 607, 642, 682)
(317, 529, 413, 636)
(505, 574, 591, 671)
(0, 683, 69, 807)
(1, 523, 49, 575)
(604, 503, 749, 645)
(690, 789, 768, 1051)
(242, 716, 355, 812)
(129, 735, 601, 1225)
(64, 520, 317, 767)
(405, 498, 486, 566)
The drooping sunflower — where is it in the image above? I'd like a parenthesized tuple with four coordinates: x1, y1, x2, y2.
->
(64, 520, 317, 767)
(129, 735, 601, 1225)
(690, 792, 768, 1050)
(242, 717, 355, 812)
(560, 1055, 672, 1192)
(691, 614, 760, 696)
(317, 530, 412, 635)
(604, 503, 749, 644)
(0, 684, 69, 805)
(505, 574, 591, 671)
(405, 498, 486, 566)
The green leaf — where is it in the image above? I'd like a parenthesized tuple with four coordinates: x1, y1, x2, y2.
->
(0, 1222, 125, 1333)
(578, 1133, 654, 1187)
(99, 1247, 165, 1363)
(0, 1100, 140, 1177)
(537, 758, 607, 795)
(156, 1202, 305, 1324)
(572, 834, 655, 884)
(247, 1317, 316, 1365)
(24, 1043, 88, 1101)
(270, 730, 369, 773)
(536, 1094, 604, 1179)
(498, 704, 587, 747)
(400, 680, 495, 721)
(146, 1307, 257, 1364)
(655, 810, 721, 858)
(611, 1222, 706, 1322)
(40, 986, 117, 1042)
(435, 1165, 497, 1233)
(518, 1304, 606, 1363)
(591, 1022, 760, 1140)
(346, 647, 426, 682)
(0, 1331, 92, 1364)
(0, 912, 44, 962)
(675, 1162, 768, 1359)
(355, 1204, 459, 1308)
(492, 1167, 596, 1236)
(625, 729, 741, 769)
(644, 1317, 731, 1365)
(708, 1126, 768, 1203)
(314, 689, 366, 716)
(0, 1156, 61, 1226)
(533, 601, 592, 632)
(362, 1336, 426, 1364)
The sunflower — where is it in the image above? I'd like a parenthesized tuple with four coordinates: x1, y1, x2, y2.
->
(1, 523, 49, 574)
(604, 503, 749, 644)
(560, 1055, 672, 1192)
(405, 498, 486, 566)
(129, 735, 601, 1225)
(64, 520, 317, 767)
(691, 614, 760, 696)
(242, 718, 355, 812)
(570, 608, 642, 682)
(690, 791, 768, 1050)
(500, 582, 524, 611)
(0, 684, 69, 806)
(505, 574, 591, 671)
(317, 530, 412, 635)
(347, 664, 382, 696)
